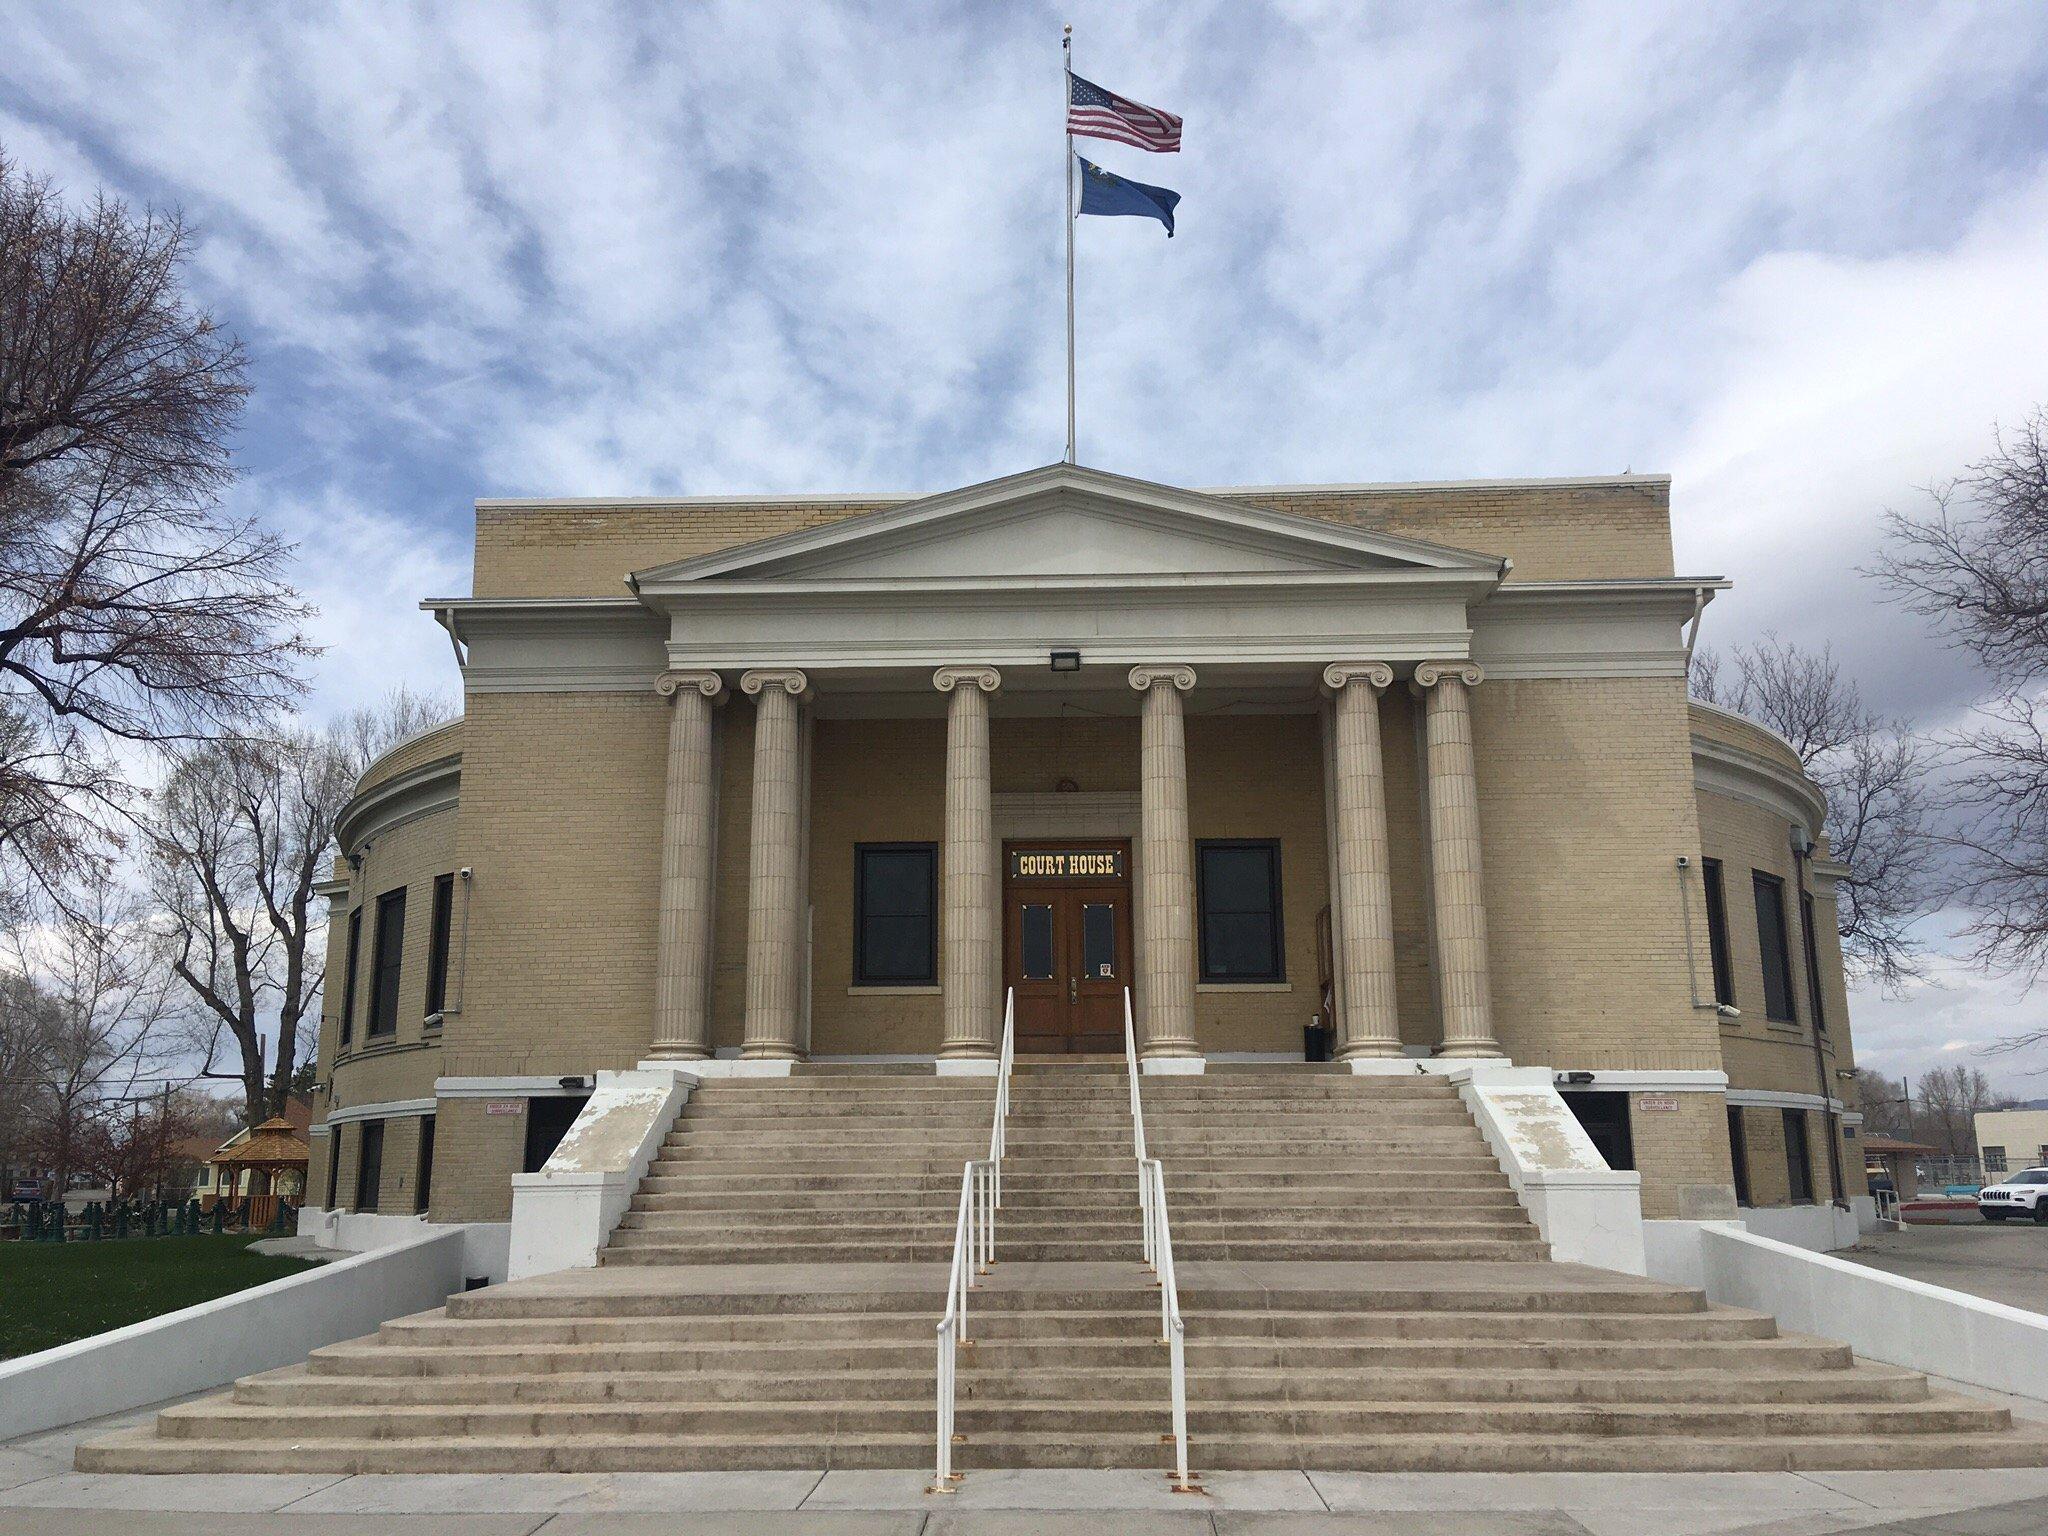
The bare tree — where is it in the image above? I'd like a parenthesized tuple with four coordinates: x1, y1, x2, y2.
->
(4, 872, 183, 1199)
(1849, 1067, 1914, 1142)
(147, 689, 451, 1124)
(0, 152, 311, 903)
(1874, 413, 2048, 1032)
(1912, 1063, 2009, 1159)
(1691, 636, 1937, 990)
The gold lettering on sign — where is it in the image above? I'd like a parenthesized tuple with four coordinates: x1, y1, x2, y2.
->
(1010, 849, 1124, 880)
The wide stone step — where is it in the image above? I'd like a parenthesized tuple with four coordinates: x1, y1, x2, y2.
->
(79, 1424, 2048, 1475)
(375, 1310, 1156, 1350)
(633, 1170, 1514, 1195)
(1184, 1309, 1780, 1341)
(247, 1361, 1928, 1410)
(148, 1394, 2016, 1442)
(610, 1215, 1537, 1249)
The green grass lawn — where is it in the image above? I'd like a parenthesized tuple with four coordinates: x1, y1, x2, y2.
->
(0, 1234, 320, 1360)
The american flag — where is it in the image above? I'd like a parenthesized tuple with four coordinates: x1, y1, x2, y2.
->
(1067, 73, 1181, 153)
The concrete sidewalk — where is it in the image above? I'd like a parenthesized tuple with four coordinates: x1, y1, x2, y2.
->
(12, 1396, 2048, 1536)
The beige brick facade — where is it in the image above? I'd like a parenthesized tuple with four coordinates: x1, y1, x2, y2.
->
(313, 468, 1860, 1232)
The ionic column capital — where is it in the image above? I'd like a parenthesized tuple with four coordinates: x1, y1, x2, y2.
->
(1128, 664, 1196, 694)
(1322, 661, 1394, 695)
(1412, 660, 1484, 692)
(739, 668, 811, 700)
(656, 669, 727, 704)
(932, 665, 1002, 695)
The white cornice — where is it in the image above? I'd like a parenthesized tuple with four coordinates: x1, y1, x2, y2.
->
(322, 1097, 436, 1126)
(334, 753, 461, 857)
(1691, 733, 1826, 839)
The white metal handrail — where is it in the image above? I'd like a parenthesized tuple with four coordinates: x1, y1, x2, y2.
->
(1123, 988, 1194, 1491)
(932, 988, 1016, 1489)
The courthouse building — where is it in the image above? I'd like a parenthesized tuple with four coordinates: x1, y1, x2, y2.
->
(305, 463, 1866, 1246)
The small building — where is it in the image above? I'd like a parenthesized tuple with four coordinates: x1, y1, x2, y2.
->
(1861, 1134, 1936, 1202)
(1973, 1108, 2048, 1178)
(197, 1098, 314, 1211)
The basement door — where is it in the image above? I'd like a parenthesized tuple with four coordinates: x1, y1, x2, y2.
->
(1003, 839, 1132, 1054)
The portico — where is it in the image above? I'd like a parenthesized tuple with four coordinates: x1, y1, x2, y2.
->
(601, 463, 1565, 1070)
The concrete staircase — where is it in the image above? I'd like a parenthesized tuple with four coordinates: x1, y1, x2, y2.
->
(78, 1063, 2048, 1473)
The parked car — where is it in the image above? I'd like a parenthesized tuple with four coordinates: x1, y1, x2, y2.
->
(1977, 1167, 2048, 1222)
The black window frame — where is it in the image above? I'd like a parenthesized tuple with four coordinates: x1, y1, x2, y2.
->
(414, 1114, 435, 1214)
(367, 887, 407, 1040)
(424, 873, 456, 1023)
(1727, 1105, 1751, 1206)
(1701, 858, 1735, 1007)
(1800, 889, 1827, 1034)
(325, 1125, 342, 1209)
(1195, 839, 1287, 984)
(851, 842, 939, 987)
(339, 907, 362, 1047)
(1782, 1107, 1814, 1204)
(354, 1119, 384, 1213)
(1752, 871, 1797, 1024)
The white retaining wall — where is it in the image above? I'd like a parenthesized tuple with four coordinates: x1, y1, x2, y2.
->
(0, 1227, 469, 1441)
(507, 1068, 694, 1280)
(1671, 1223, 2048, 1404)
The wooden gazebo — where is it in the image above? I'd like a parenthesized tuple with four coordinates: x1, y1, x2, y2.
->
(211, 1118, 310, 1230)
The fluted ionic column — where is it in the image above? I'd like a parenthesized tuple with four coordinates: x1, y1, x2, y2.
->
(1323, 662, 1401, 1059)
(1414, 661, 1501, 1059)
(740, 669, 810, 1060)
(647, 669, 726, 1060)
(935, 666, 1001, 1060)
(1128, 665, 1200, 1058)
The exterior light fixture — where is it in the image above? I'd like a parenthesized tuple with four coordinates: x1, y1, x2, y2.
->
(1049, 650, 1081, 672)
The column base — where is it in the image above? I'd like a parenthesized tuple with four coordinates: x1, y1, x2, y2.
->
(1140, 1054, 1207, 1076)
(1334, 1042, 1403, 1062)
(934, 1057, 1000, 1077)
(641, 1046, 712, 1064)
(1435, 1041, 1506, 1061)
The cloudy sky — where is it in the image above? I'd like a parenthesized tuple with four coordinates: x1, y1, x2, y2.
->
(5, 2, 2047, 1088)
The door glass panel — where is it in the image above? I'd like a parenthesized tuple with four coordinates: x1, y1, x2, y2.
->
(1082, 902, 1116, 979)
(1021, 904, 1055, 980)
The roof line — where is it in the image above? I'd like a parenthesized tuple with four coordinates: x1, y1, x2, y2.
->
(472, 472, 1673, 512)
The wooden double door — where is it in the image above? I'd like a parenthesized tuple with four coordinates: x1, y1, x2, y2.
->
(1004, 839, 1133, 1054)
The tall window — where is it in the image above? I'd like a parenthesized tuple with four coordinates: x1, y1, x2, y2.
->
(354, 1119, 385, 1212)
(1752, 872, 1797, 1023)
(1727, 1106, 1751, 1206)
(1984, 1145, 2008, 1176)
(367, 887, 407, 1038)
(325, 1126, 342, 1209)
(1782, 1107, 1814, 1203)
(339, 907, 362, 1047)
(414, 1115, 436, 1214)
(1701, 858, 1735, 1007)
(852, 844, 937, 985)
(424, 873, 456, 1022)
(1800, 890, 1827, 1034)
(1196, 840, 1285, 982)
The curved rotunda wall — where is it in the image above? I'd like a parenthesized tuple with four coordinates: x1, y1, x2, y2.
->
(1688, 702, 1864, 1210)
(307, 721, 464, 1220)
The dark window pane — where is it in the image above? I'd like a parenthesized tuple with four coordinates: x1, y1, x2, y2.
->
(1702, 859, 1735, 1007)
(355, 1120, 384, 1213)
(524, 1096, 589, 1174)
(340, 908, 361, 1046)
(854, 845, 936, 984)
(414, 1116, 435, 1214)
(1727, 1106, 1751, 1206)
(326, 1125, 342, 1208)
(424, 874, 455, 1019)
(1783, 1107, 1814, 1203)
(1801, 891, 1826, 1033)
(369, 888, 406, 1037)
(1753, 873, 1795, 1023)
(1021, 904, 1054, 980)
(1198, 842, 1283, 982)
(1082, 903, 1116, 979)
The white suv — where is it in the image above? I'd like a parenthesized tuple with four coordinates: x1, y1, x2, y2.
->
(1978, 1167, 2048, 1222)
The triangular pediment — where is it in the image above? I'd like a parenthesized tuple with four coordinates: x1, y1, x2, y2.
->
(630, 464, 1502, 590)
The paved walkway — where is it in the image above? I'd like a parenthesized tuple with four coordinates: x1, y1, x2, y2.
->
(13, 1397, 2048, 1535)
(1839, 1224, 2048, 1315)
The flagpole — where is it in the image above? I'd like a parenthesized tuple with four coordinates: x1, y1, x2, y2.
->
(1063, 24, 1076, 465)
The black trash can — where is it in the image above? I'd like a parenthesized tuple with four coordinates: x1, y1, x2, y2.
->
(1303, 1021, 1332, 1063)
